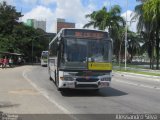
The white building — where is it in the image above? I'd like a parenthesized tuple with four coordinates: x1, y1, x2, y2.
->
(26, 19, 46, 32)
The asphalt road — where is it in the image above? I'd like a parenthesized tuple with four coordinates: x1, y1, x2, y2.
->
(1, 65, 160, 120)
(25, 66, 160, 114)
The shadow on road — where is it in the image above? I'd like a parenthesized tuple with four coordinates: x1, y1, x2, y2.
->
(0, 101, 20, 108)
(61, 87, 128, 97)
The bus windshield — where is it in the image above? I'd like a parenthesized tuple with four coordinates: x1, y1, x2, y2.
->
(60, 38, 112, 70)
(41, 51, 48, 62)
(41, 51, 48, 58)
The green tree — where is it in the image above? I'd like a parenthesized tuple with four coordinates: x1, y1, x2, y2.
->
(0, 2, 50, 62)
(133, 0, 157, 69)
(84, 5, 124, 31)
(0, 1, 22, 34)
(127, 31, 141, 62)
(143, 0, 160, 69)
(83, 5, 125, 62)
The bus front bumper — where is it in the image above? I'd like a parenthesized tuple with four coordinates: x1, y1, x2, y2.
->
(59, 81, 111, 89)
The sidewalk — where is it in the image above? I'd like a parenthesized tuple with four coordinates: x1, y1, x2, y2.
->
(0, 66, 63, 114)
(113, 70, 160, 81)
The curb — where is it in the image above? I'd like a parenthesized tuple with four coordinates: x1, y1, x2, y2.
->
(113, 71, 160, 81)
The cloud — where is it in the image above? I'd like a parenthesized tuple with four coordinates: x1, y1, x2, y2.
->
(0, 0, 14, 5)
(2, 0, 138, 33)
(121, 10, 138, 32)
(22, 5, 54, 33)
(22, 0, 96, 33)
(22, 6, 53, 21)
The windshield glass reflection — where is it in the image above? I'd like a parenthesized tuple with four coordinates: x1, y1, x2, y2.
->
(60, 38, 112, 69)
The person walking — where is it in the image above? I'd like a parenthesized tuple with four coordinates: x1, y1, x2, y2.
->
(2, 56, 8, 69)
(18, 57, 22, 65)
(9, 58, 13, 67)
(0, 58, 3, 68)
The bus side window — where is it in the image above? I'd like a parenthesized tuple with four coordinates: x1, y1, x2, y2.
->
(50, 39, 59, 57)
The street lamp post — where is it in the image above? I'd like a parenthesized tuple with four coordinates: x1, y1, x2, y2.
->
(32, 38, 33, 65)
(125, 0, 128, 71)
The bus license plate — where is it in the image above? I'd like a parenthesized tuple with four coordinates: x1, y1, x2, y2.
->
(100, 82, 108, 87)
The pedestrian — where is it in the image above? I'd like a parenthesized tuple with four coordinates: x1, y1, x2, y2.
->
(2, 56, 8, 69)
(0, 58, 3, 68)
(9, 58, 13, 67)
(18, 57, 21, 65)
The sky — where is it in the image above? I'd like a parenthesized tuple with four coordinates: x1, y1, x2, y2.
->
(0, 0, 140, 33)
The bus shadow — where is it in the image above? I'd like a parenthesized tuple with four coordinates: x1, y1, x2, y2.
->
(60, 87, 128, 97)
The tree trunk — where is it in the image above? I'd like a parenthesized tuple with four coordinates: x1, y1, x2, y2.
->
(156, 28, 159, 70)
(150, 41, 154, 69)
(118, 44, 121, 68)
(150, 58, 151, 69)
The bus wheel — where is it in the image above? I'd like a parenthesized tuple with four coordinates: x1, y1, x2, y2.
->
(56, 79, 59, 88)
(93, 89, 99, 92)
(49, 70, 52, 81)
(56, 79, 63, 91)
(58, 88, 63, 91)
(55, 72, 59, 89)
(49, 76, 53, 81)
(55, 71, 61, 91)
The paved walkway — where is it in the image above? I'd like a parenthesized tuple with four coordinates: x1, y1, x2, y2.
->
(0, 66, 63, 114)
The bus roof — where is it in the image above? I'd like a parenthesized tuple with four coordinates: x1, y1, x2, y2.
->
(49, 28, 109, 46)
(60, 28, 108, 32)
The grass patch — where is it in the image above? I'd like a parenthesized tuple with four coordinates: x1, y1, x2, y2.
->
(112, 63, 147, 69)
(113, 69, 160, 77)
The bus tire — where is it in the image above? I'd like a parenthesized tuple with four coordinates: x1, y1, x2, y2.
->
(94, 88, 99, 92)
(49, 76, 53, 81)
(55, 71, 60, 90)
(57, 87, 62, 91)
(93, 89, 99, 92)
(56, 79, 59, 88)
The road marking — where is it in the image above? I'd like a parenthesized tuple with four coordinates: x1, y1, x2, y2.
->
(23, 69, 70, 113)
(23, 68, 79, 120)
(114, 79, 160, 90)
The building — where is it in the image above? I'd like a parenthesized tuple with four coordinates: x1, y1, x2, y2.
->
(25, 19, 46, 32)
(56, 18, 75, 33)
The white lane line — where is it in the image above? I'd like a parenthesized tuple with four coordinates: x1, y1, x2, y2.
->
(23, 68, 79, 120)
(22, 68, 70, 113)
(114, 80, 160, 90)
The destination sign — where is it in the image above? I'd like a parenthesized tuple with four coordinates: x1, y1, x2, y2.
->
(64, 29, 108, 38)
(75, 31, 105, 38)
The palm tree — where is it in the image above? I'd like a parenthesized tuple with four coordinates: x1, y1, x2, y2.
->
(143, 0, 160, 69)
(132, 0, 147, 32)
(132, 0, 157, 69)
(127, 31, 141, 62)
(83, 5, 125, 62)
(83, 7, 107, 30)
(83, 5, 124, 31)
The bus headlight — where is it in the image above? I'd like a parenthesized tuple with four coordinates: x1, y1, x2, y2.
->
(60, 75, 74, 81)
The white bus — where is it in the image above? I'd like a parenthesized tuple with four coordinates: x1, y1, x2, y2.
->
(48, 28, 112, 91)
(41, 51, 48, 66)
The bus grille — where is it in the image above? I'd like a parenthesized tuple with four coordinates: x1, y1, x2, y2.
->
(75, 84, 98, 88)
(76, 78, 99, 82)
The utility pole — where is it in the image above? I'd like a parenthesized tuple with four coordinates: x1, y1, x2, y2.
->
(125, 0, 128, 71)
(32, 38, 33, 65)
